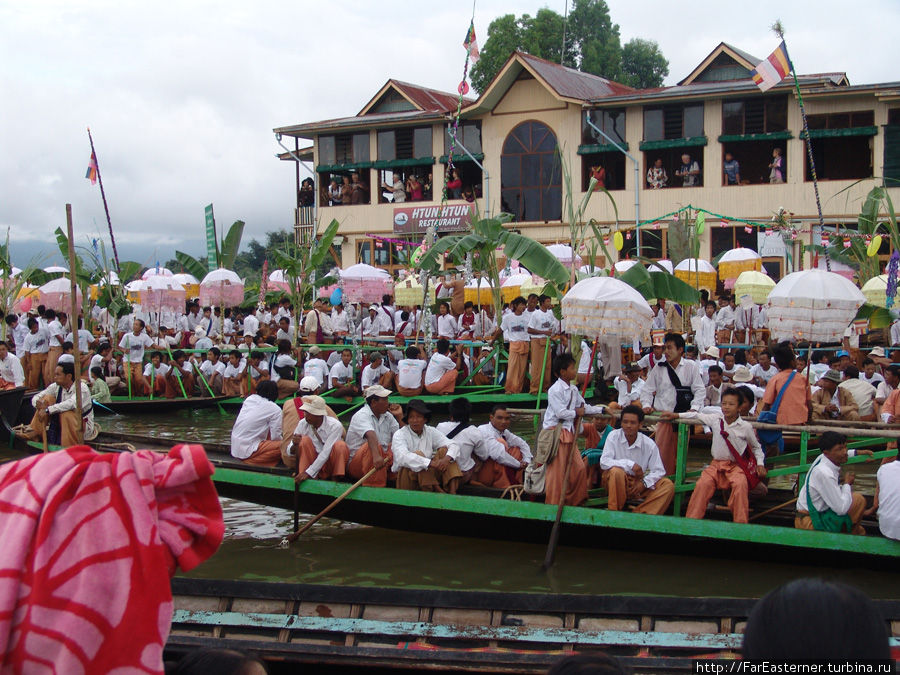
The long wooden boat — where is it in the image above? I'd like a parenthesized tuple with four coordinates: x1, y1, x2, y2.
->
(97, 395, 231, 414)
(5, 421, 899, 570)
(163, 577, 900, 672)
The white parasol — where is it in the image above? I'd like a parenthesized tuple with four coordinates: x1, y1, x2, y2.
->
(767, 269, 866, 343)
(717, 248, 762, 283)
(613, 260, 639, 274)
(648, 259, 674, 274)
(38, 277, 82, 313)
(561, 276, 653, 339)
(546, 244, 583, 268)
(674, 258, 717, 291)
(200, 269, 244, 307)
(142, 266, 174, 280)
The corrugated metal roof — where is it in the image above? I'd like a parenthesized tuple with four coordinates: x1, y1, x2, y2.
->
(274, 110, 446, 139)
(390, 80, 472, 112)
(721, 42, 760, 67)
(518, 52, 636, 100)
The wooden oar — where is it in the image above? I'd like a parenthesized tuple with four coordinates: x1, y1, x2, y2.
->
(282, 466, 377, 545)
(749, 497, 798, 523)
(541, 427, 578, 571)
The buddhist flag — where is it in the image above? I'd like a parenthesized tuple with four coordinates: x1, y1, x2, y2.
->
(85, 151, 98, 185)
(750, 41, 791, 92)
(463, 20, 480, 64)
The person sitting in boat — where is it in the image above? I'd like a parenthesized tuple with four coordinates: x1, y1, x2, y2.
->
(279, 376, 342, 455)
(540, 353, 604, 507)
(240, 350, 269, 398)
(869, 452, 900, 541)
(600, 405, 674, 515)
(662, 388, 766, 523)
(878, 366, 900, 421)
(142, 351, 170, 397)
(838, 366, 877, 422)
(609, 362, 644, 411)
(221, 349, 246, 398)
(56, 341, 75, 368)
(230, 379, 283, 467)
(396, 345, 427, 397)
(89, 366, 112, 404)
(23, 362, 95, 446)
(302, 345, 330, 389)
(478, 404, 532, 486)
(345, 384, 403, 487)
(392, 399, 463, 493)
(860, 357, 885, 388)
(119, 319, 153, 396)
(470, 345, 495, 386)
(0, 340, 25, 389)
(795, 431, 873, 535)
(812, 370, 859, 421)
(270, 339, 299, 399)
(424, 339, 463, 395)
(285, 395, 350, 482)
(436, 398, 511, 489)
(361, 351, 393, 391)
(705, 366, 726, 407)
(456, 302, 480, 340)
(328, 348, 359, 399)
(197, 347, 226, 396)
(164, 350, 195, 399)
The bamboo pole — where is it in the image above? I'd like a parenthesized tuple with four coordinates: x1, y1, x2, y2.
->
(66, 205, 84, 445)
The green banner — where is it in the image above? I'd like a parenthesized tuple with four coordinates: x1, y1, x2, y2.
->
(204, 204, 218, 271)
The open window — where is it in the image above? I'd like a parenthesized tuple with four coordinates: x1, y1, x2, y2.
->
(641, 104, 706, 188)
(719, 96, 790, 185)
(316, 131, 371, 206)
(580, 109, 627, 191)
(805, 111, 875, 181)
(375, 126, 435, 203)
(442, 121, 483, 202)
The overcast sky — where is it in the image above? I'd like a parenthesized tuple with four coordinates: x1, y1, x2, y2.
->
(2, 0, 897, 269)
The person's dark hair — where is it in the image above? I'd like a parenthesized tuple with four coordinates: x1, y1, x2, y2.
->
(209, 347, 221, 358)
(149, 351, 161, 360)
(828, 356, 841, 367)
(382, 294, 392, 306)
(0, 340, 7, 349)
(464, 301, 474, 310)
(277, 339, 292, 354)
(685, 345, 698, 357)
(44, 308, 56, 320)
(169, 647, 269, 675)
(538, 294, 550, 304)
(527, 293, 538, 301)
(448, 397, 471, 424)
(490, 403, 508, 415)
(888, 365, 900, 379)
(58, 361, 75, 379)
(743, 578, 889, 660)
(405, 345, 420, 359)
(400, 310, 409, 321)
(664, 332, 685, 351)
(546, 652, 629, 675)
(772, 342, 795, 371)
(90, 366, 105, 381)
(27, 317, 37, 330)
(735, 385, 755, 407)
(97, 342, 111, 354)
(844, 365, 860, 379)
(62, 341, 73, 352)
(4, 315, 16, 326)
(705, 301, 716, 310)
(620, 404, 644, 423)
(707, 365, 722, 376)
(229, 349, 242, 359)
(758, 349, 771, 359)
(438, 300, 450, 312)
(720, 387, 742, 404)
(511, 296, 526, 308)
(552, 352, 576, 380)
(249, 350, 264, 360)
(812, 349, 826, 364)
(255, 380, 278, 402)
(733, 349, 747, 365)
(818, 431, 847, 453)
(436, 338, 450, 355)
(862, 357, 874, 367)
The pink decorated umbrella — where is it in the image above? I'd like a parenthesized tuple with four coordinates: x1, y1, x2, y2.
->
(38, 277, 82, 313)
(139, 276, 186, 314)
(339, 264, 393, 303)
(199, 269, 244, 307)
(546, 244, 583, 269)
(268, 269, 292, 293)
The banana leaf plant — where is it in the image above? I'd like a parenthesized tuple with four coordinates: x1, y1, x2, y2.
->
(616, 260, 700, 306)
(175, 220, 246, 279)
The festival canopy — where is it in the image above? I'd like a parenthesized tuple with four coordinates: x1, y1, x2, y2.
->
(545, 244, 583, 268)
(717, 248, 762, 286)
(767, 269, 866, 343)
(172, 273, 200, 298)
(734, 270, 776, 305)
(139, 276, 186, 314)
(268, 269, 291, 293)
(861, 274, 888, 308)
(97, 270, 121, 286)
(394, 276, 435, 306)
(561, 276, 653, 340)
(674, 258, 717, 291)
(500, 272, 533, 302)
(648, 260, 674, 274)
(339, 263, 392, 303)
(38, 277, 82, 313)
(142, 267, 174, 280)
(817, 257, 856, 282)
(199, 269, 244, 307)
(464, 277, 495, 305)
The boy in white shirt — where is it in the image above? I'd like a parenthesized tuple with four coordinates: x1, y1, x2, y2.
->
(396, 345, 427, 396)
(302, 345, 330, 389)
(526, 295, 559, 395)
(142, 351, 170, 397)
(361, 352, 392, 390)
(222, 349, 247, 397)
(328, 348, 358, 398)
(424, 339, 463, 395)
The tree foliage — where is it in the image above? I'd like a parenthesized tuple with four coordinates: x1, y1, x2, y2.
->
(469, 0, 668, 94)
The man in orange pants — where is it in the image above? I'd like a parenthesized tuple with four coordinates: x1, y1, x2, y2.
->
(499, 296, 530, 394)
(344, 385, 403, 486)
(286, 395, 350, 481)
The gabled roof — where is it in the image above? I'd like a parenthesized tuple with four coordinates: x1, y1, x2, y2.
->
(462, 51, 636, 115)
(679, 42, 761, 86)
(274, 110, 447, 140)
(359, 79, 471, 116)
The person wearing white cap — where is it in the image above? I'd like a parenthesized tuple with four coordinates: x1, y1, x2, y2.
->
(392, 399, 463, 493)
(285, 395, 349, 481)
(360, 305, 380, 338)
(302, 345, 330, 389)
(698, 345, 725, 386)
(345, 384, 404, 487)
(230, 380, 283, 467)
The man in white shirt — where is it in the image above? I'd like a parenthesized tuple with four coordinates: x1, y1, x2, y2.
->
(396, 345, 427, 396)
(435, 397, 514, 489)
(795, 431, 872, 535)
(331, 303, 351, 336)
(750, 350, 778, 386)
(860, 358, 885, 388)
(43, 309, 65, 386)
(242, 311, 260, 339)
(230, 380, 283, 466)
(361, 352, 393, 390)
(198, 347, 227, 395)
(345, 384, 403, 487)
(640, 333, 705, 475)
(695, 302, 717, 354)
(221, 349, 247, 398)
(611, 362, 644, 409)
(636, 344, 665, 372)
(24, 361, 95, 445)
(527, 295, 559, 395)
(360, 305, 381, 338)
(5, 315, 29, 360)
(435, 302, 457, 340)
(119, 319, 153, 396)
(875, 456, 900, 541)
(600, 405, 674, 514)
(714, 296, 735, 344)
(23, 317, 50, 388)
(392, 399, 463, 493)
(328, 348, 358, 398)
(478, 405, 532, 486)
(141, 351, 171, 397)
(500, 296, 530, 395)
(285, 395, 349, 480)
(424, 339, 462, 394)
(839, 366, 877, 421)
(376, 295, 396, 336)
(0, 341, 25, 388)
(302, 345, 330, 389)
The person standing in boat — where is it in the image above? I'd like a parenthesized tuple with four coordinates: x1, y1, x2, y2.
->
(230, 380, 283, 467)
(527, 295, 560, 395)
(285, 395, 350, 482)
(795, 431, 873, 535)
(391, 399, 463, 493)
(640, 333, 705, 475)
(119, 319, 153, 397)
(345, 384, 403, 487)
(600, 405, 674, 515)
(663, 388, 766, 523)
(24, 362, 95, 445)
(498, 296, 530, 394)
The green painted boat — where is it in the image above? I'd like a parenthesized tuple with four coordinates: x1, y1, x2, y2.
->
(97, 395, 231, 414)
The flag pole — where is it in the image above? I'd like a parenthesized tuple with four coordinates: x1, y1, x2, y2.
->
(87, 127, 121, 274)
(773, 22, 830, 272)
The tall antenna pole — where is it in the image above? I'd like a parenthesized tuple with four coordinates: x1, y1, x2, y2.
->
(87, 128, 121, 273)
(560, 0, 569, 65)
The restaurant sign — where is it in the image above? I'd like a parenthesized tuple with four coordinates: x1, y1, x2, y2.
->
(393, 204, 472, 234)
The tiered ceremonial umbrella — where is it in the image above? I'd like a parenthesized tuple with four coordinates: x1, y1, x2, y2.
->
(139, 276, 186, 314)
(817, 257, 855, 281)
(767, 269, 865, 343)
(861, 274, 888, 308)
(561, 276, 653, 341)
(268, 269, 291, 293)
(464, 277, 495, 305)
(340, 263, 392, 303)
(394, 275, 435, 306)
(546, 244, 583, 268)
(500, 272, 534, 302)
(172, 273, 200, 298)
(38, 277, 82, 313)
(717, 248, 762, 289)
(674, 258, 717, 291)
(734, 270, 775, 304)
(200, 269, 244, 307)
(142, 266, 174, 280)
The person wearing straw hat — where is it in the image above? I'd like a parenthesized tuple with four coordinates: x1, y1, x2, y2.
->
(285, 395, 350, 481)
(811, 370, 859, 421)
(392, 399, 463, 493)
(230, 380, 283, 467)
(345, 384, 403, 487)
(279, 376, 341, 456)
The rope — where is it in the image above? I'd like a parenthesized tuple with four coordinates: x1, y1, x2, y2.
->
(499, 484, 524, 501)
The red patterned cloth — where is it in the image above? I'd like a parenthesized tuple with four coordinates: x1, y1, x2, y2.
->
(0, 445, 224, 673)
